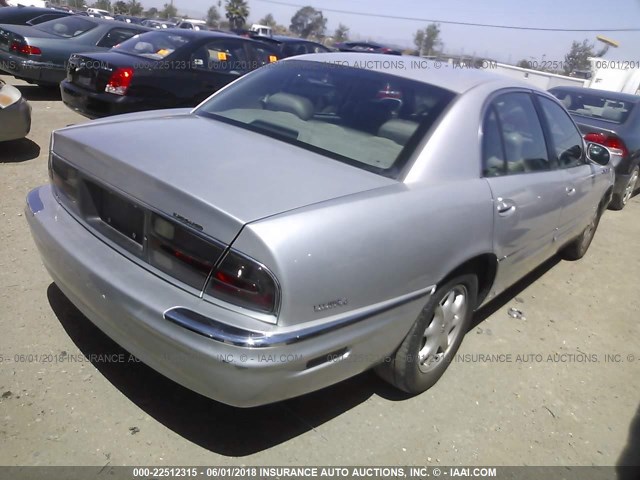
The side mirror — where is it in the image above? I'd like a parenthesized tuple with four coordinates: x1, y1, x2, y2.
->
(586, 142, 611, 166)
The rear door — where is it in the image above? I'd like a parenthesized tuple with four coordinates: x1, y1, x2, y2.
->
(483, 91, 565, 293)
(535, 95, 605, 244)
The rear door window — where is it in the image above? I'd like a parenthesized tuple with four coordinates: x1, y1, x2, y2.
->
(192, 39, 250, 73)
(97, 28, 145, 48)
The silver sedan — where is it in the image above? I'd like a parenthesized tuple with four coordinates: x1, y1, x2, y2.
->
(0, 78, 30, 141)
(25, 53, 614, 407)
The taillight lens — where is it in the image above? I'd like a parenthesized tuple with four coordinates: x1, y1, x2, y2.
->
(50, 155, 79, 204)
(206, 251, 278, 314)
(105, 67, 134, 95)
(148, 214, 224, 290)
(10, 41, 41, 55)
(584, 132, 629, 157)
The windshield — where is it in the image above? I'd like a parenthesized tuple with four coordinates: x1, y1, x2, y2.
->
(114, 31, 189, 59)
(34, 16, 96, 38)
(551, 89, 636, 124)
(195, 60, 455, 177)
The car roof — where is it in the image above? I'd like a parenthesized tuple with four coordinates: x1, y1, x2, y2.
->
(148, 28, 260, 42)
(549, 86, 640, 103)
(271, 35, 321, 44)
(285, 52, 532, 94)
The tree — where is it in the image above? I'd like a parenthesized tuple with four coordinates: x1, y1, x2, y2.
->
(414, 23, 442, 57)
(92, 0, 112, 11)
(144, 7, 158, 18)
(258, 13, 277, 28)
(225, 0, 249, 29)
(290, 6, 327, 39)
(563, 39, 608, 75)
(160, 2, 177, 19)
(113, 1, 127, 14)
(334, 23, 349, 42)
(67, 0, 86, 8)
(127, 0, 143, 16)
(207, 5, 221, 27)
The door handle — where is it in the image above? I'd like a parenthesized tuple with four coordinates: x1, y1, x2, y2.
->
(496, 198, 516, 216)
(566, 187, 576, 196)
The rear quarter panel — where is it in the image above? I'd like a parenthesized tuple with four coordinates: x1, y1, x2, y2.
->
(232, 178, 495, 328)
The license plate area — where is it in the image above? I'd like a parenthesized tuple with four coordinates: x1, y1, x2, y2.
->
(86, 182, 144, 246)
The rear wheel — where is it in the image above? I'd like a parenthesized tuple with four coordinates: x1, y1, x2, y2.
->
(610, 166, 639, 211)
(376, 274, 477, 394)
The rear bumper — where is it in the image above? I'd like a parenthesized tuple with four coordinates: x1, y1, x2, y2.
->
(0, 52, 65, 85)
(0, 97, 31, 142)
(61, 80, 157, 118)
(26, 185, 428, 407)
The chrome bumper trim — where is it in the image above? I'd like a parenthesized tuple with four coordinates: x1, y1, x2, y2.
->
(164, 284, 436, 348)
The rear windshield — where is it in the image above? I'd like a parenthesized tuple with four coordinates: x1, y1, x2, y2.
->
(551, 89, 635, 124)
(114, 31, 190, 59)
(195, 60, 456, 177)
(34, 16, 96, 38)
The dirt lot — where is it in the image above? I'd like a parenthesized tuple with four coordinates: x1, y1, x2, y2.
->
(0, 74, 639, 469)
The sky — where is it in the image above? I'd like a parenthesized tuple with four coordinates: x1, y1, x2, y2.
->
(145, 0, 640, 64)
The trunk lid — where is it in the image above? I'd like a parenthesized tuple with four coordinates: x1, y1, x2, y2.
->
(66, 52, 153, 93)
(52, 110, 396, 244)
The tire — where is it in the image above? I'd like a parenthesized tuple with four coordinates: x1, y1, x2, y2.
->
(560, 206, 603, 261)
(376, 274, 478, 394)
(609, 166, 639, 211)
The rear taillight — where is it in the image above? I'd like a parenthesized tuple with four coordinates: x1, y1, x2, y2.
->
(10, 41, 41, 56)
(50, 155, 79, 204)
(147, 214, 224, 290)
(206, 251, 278, 314)
(584, 132, 629, 157)
(105, 67, 134, 95)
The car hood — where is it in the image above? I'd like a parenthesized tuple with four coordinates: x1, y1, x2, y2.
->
(52, 109, 396, 244)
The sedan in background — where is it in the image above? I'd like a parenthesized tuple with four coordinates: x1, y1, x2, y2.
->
(27, 54, 613, 407)
(140, 19, 176, 29)
(0, 77, 30, 141)
(334, 41, 402, 55)
(549, 86, 640, 210)
(254, 34, 331, 58)
(0, 16, 149, 87)
(61, 30, 279, 118)
(0, 6, 72, 26)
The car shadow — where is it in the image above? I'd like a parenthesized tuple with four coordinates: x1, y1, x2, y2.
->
(46, 283, 394, 456)
(0, 138, 40, 163)
(617, 402, 640, 478)
(15, 84, 60, 101)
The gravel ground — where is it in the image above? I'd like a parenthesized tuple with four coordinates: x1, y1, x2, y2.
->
(0, 74, 638, 469)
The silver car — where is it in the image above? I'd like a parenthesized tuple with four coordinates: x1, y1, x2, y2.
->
(0, 78, 31, 141)
(25, 54, 614, 407)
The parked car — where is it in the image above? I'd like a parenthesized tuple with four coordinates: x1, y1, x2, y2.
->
(255, 35, 331, 58)
(140, 18, 175, 29)
(60, 30, 280, 118)
(113, 15, 144, 25)
(85, 7, 113, 20)
(176, 19, 207, 30)
(0, 6, 71, 25)
(0, 77, 30, 141)
(27, 54, 613, 407)
(0, 16, 149, 87)
(550, 86, 640, 210)
(334, 40, 402, 55)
